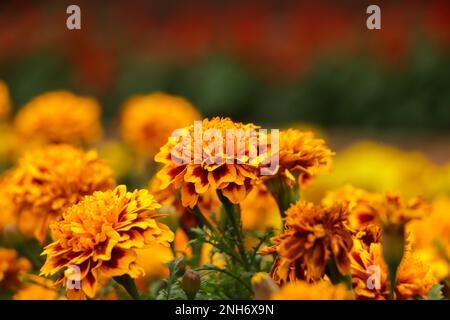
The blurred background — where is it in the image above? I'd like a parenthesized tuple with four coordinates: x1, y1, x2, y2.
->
(0, 0, 449, 192)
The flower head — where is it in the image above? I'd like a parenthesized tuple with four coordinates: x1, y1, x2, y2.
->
(14, 91, 102, 146)
(350, 241, 438, 299)
(41, 185, 174, 298)
(259, 201, 353, 284)
(155, 117, 267, 207)
(0, 248, 32, 292)
(120, 92, 201, 156)
(0, 80, 11, 120)
(271, 281, 353, 300)
(4, 144, 116, 242)
(276, 129, 333, 186)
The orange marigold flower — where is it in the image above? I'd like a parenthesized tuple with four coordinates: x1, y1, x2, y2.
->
(0, 248, 32, 292)
(40, 185, 174, 298)
(259, 201, 353, 284)
(276, 129, 333, 186)
(4, 144, 116, 243)
(120, 92, 201, 156)
(407, 196, 450, 280)
(155, 117, 266, 207)
(323, 186, 428, 232)
(271, 281, 353, 300)
(351, 241, 438, 300)
(0, 80, 11, 120)
(14, 91, 102, 146)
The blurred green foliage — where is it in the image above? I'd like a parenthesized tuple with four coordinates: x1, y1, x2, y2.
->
(1, 40, 449, 131)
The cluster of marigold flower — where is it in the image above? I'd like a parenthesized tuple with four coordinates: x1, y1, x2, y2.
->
(0, 79, 448, 300)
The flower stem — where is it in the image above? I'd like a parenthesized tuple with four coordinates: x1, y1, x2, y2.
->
(114, 275, 141, 300)
(326, 256, 353, 291)
(216, 191, 249, 270)
(265, 177, 299, 217)
(192, 205, 217, 234)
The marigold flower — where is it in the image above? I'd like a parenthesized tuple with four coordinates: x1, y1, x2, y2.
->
(14, 91, 102, 146)
(155, 117, 266, 207)
(120, 92, 201, 156)
(4, 144, 116, 242)
(0, 80, 11, 120)
(350, 241, 438, 299)
(407, 196, 450, 280)
(41, 185, 174, 298)
(259, 201, 353, 284)
(276, 129, 333, 186)
(0, 248, 32, 292)
(271, 281, 353, 300)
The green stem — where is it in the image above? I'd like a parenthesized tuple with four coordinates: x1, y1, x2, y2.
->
(192, 205, 218, 234)
(196, 266, 252, 293)
(216, 191, 249, 270)
(326, 256, 353, 291)
(113, 275, 141, 300)
(265, 177, 299, 217)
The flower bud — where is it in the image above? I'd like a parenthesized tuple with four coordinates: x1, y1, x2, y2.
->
(251, 272, 279, 300)
(182, 270, 200, 300)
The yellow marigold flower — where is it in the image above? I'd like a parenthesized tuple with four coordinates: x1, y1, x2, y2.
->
(0, 248, 32, 292)
(303, 142, 437, 203)
(0, 80, 11, 120)
(4, 144, 116, 243)
(271, 281, 353, 300)
(155, 117, 265, 207)
(14, 91, 102, 146)
(259, 201, 353, 284)
(407, 196, 450, 280)
(120, 92, 201, 156)
(13, 275, 60, 300)
(276, 129, 333, 186)
(41, 185, 174, 298)
(351, 241, 438, 299)
(240, 183, 282, 232)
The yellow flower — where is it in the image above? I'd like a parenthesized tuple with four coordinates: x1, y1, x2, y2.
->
(4, 144, 116, 243)
(120, 92, 201, 156)
(271, 281, 353, 300)
(155, 117, 266, 207)
(276, 129, 333, 186)
(259, 201, 353, 284)
(14, 91, 102, 146)
(240, 183, 282, 232)
(407, 196, 450, 280)
(303, 142, 437, 203)
(97, 140, 134, 180)
(350, 241, 438, 299)
(41, 185, 174, 298)
(0, 80, 11, 120)
(13, 275, 60, 300)
(0, 248, 32, 292)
